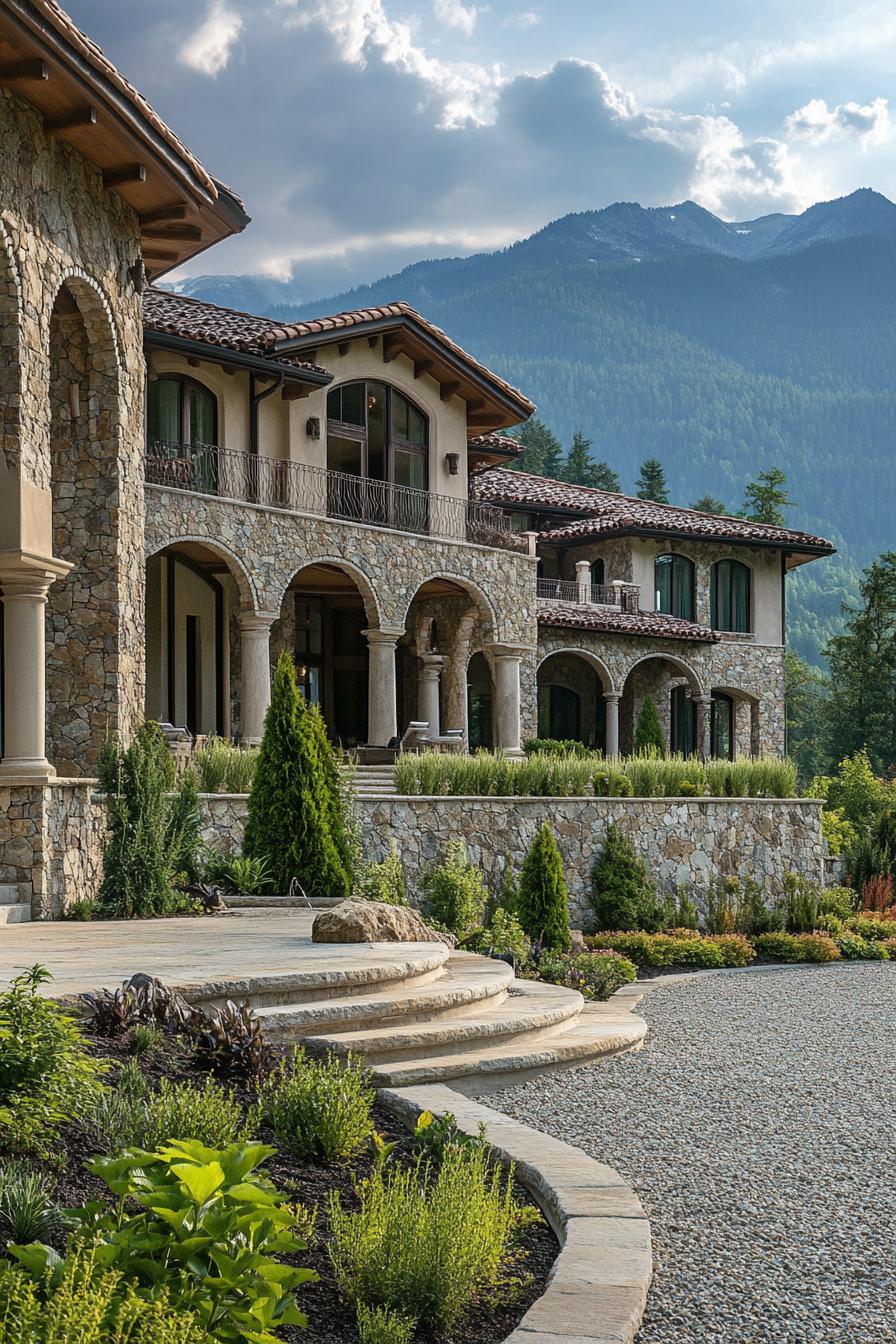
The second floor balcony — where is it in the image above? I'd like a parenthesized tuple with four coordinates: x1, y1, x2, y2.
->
(536, 575, 641, 612)
(144, 441, 529, 554)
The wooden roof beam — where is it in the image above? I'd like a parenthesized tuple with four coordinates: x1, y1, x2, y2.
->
(141, 225, 202, 241)
(282, 382, 314, 401)
(103, 163, 146, 188)
(0, 58, 48, 81)
(382, 334, 406, 364)
(141, 246, 180, 263)
(468, 413, 505, 429)
(44, 105, 96, 135)
(138, 204, 189, 225)
(414, 359, 435, 379)
(440, 381, 462, 402)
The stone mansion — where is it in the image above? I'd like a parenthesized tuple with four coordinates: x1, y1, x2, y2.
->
(0, 0, 832, 914)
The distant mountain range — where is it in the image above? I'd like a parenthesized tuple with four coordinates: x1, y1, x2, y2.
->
(173, 189, 896, 661)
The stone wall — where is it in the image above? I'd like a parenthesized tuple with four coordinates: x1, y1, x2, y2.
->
(0, 780, 107, 918)
(197, 792, 824, 926)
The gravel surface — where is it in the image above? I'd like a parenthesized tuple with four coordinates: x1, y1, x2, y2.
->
(484, 964, 896, 1343)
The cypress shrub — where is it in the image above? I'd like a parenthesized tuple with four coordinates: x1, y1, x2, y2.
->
(517, 822, 571, 950)
(590, 824, 661, 931)
(243, 652, 351, 899)
(634, 697, 665, 756)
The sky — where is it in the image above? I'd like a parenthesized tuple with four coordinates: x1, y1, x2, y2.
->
(67, 0, 896, 298)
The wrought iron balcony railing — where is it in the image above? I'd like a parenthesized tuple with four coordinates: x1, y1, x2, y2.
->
(536, 576, 641, 612)
(144, 441, 529, 554)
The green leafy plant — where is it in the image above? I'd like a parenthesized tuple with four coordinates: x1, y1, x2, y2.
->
(204, 851, 274, 895)
(587, 930, 755, 969)
(259, 1047, 374, 1163)
(780, 873, 823, 932)
(847, 912, 896, 940)
(193, 737, 259, 794)
(192, 999, 270, 1078)
(634, 698, 665, 755)
(244, 652, 352, 900)
(522, 738, 591, 757)
(356, 1302, 416, 1344)
(590, 825, 661, 931)
(0, 966, 107, 1156)
(356, 841, 408, 906)
(753, 932, 841, 963)
(0, 1160, 67, 1245)
(835, 933, 889, 960)
(412, 1111, 487, 1164)
(660, 887, 698, 930)
(421, 839, 488, 938)
(81, 976, 193, 1038)
(470, 907, 532, 965)
(536, 949, 637, 999)
(328, 1138, 536, 1329)
(90, 1074, 260, 1156)
(15, 1140, 316, 1344)
(516, 823, 571, 951)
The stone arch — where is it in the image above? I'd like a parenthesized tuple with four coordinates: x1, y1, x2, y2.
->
(536, 647, 615, 694)
(146, 534, 259, 614)
(281, 555, 382, 630)
(619, 652, 706, 757)
(398, 571, 498, 636)
(622, 651, 705, 699)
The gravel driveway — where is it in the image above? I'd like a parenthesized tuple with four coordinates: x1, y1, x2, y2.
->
(484, 964, 896, 1343)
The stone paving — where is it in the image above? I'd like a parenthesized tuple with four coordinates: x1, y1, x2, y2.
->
(484, 964, 896, 1344)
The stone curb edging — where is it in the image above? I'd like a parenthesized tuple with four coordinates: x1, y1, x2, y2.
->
(379, 1082, 653, 1344)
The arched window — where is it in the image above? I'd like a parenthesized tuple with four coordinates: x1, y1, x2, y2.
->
(711, 693, 735, 760)
(148, 374, 217, 448)
(590, 558, 605, 588)
(655, 554, 695, 620)
(711, 560, 751, 633)
(327, 381, 428, 490)
(670, 685, 696, 756)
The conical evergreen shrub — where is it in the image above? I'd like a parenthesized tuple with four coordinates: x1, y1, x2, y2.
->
(590, 824, 661, 931)
(517, 822, 571, 950)
(243, 652, 352, 899)
(634, 697, 665, 756)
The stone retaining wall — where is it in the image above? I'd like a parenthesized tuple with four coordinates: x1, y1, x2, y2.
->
(0, 780, 107, 918)
(198, 793, 825, 925)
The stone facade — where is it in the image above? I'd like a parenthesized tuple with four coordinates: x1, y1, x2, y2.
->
(196, 793, 825, 926)
(0, 780, 107, 919)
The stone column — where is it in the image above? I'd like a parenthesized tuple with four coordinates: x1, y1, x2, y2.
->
(418, 654, 444, 739)
(487, 644, 525, 756)
(239, 612, 277, 745)
(695, 695, 713, 760)
(575, 559, 592, 605)
(0, 561, 70, 780)
(364, 628, 401, 746)
(604, 691, 621, 757)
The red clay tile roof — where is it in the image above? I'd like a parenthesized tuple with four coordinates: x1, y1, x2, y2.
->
(29, 0, 219, 197)
(473, 468, 834, 554)
(143, 290, 327, 374)
(468, 434, 525, 456)
(537, 605, 720, 643)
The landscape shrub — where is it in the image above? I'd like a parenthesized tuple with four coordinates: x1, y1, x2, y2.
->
(522, 738, 591, 757)
(660, 887, 698, 930)
(819, 807, 856, 857)
(781, 873, 822, 933)
(468, 907, 532, 965)
(537, 949, 637, 999)
(356, 841, 408, 905)
(0, 1244, 206, 1344)
(0, 1160, 66, 1245)
(193, 737, 258, 794)
(86, 1069, 258, 1160)
(243, 652, 352, 900)
(421, 839, 488, 938)
(588, 931, 754, 969)
(634, 698, 665, 755)
(356, 1303, 416, 1344)
(516, 822, 572, 950)
(860, 874, 896, 914)
(16, 1140, 316, 1343)
(0, 966, 106, 1157)
(191, 999, 270, 1078)
(259, 1047, 374, 1163)
(809, 750, 892, 833)
(130, 1023, 164, 1057)
(753, 932, 841, 963)
(328, 1139, 535, 1329)
(835, 934, 889, 961)
(819, 886, 858, 920)
(97, 722, 199, 917)
(590, 825, 661, 931)
(204, 850, 274, 895)
(848, 913, 896, 940)
(704, 934, 756, 967)
(593, 766, 634, 796)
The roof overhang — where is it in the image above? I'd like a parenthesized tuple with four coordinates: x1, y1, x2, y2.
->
(0, 0, 249, 278)
(144, 331, 332, 392)
(540, 522, 836, 563)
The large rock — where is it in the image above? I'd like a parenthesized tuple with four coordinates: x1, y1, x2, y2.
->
(311, 900, 455, 947)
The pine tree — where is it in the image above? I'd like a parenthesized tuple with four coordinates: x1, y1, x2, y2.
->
(784, 651, 829, 783)
(692, 493, 727, 515)
(244, 652, 352, 899)
(824, 553, 896, 772)
(516, 822, 571, 950)
(509, 418, 564, 478)
(635, 458, 669, 503)
(590, 824, 660, 931)
(562, 431, 594, 486)
(634, 697, 665, 755)
(743, 467, 791, 525)
(592, 461, 621, 492)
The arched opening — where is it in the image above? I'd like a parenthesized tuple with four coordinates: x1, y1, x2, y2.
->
(711, 686, 761, 758)
(46, 279, 122, 775)
(711, 559, 751, 633)
(655, 553, 695, 621)
(400, 575, 495, 742)
(620, 654, 703, 756)
(467, 651, 493, 750)
(536, 651, 610, 749)
(144, 542, 246, 738)
(280, 563, 376, 745)
(327, 380, 429, 528)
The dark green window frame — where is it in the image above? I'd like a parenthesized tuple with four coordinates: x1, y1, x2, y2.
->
(711, 560, 751, 633)
(655, 554, 695, 621)
(147, 373, 218, 447)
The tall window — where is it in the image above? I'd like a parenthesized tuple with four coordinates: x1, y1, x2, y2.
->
(711, 693, 734, 760)
(326, 382, 428, 490)
(590, 558, 605, 588)
(711, 560, 751, 632)
(670, 685, 696, 755)
(538, 685, 581, 742)
(655, 554, 695, 620)
(148, 375, 217, 447)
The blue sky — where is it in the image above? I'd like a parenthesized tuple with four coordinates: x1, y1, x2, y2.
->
(67, 0, 896, 296)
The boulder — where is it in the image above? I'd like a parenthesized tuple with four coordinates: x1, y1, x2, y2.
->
(311, 900, 455, 947)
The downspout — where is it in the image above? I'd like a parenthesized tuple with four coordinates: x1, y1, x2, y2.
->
(249, 371, 285, 503)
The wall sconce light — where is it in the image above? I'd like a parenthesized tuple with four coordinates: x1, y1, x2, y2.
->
(445, 451, 460, 476)
(129, 259, 146, 294)
(306, 416, 321, 440)
(68, 382, 80, 419)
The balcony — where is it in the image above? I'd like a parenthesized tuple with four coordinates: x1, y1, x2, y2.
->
(144, 441, 529, 554)
(536, 576, 641, 612)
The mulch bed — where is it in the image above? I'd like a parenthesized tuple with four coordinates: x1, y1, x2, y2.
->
(44, 1033, 558, 1344)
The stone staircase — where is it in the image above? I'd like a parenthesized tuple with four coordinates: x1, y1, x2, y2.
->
(185, 942, 646, 1093)
(0, 884, 31, 924)
(351, 765, 397, 797)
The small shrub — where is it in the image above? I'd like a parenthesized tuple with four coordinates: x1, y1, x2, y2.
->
(204, 851, 273, 895)
(357, 841, 408, 906)
(660, 887, 698, 930)
(861, 874, 896, 914)
(131, 1024, 164, 1057)
(81, 976, 193, 1038)
(819, 886, 858, 920)
(192, 999, 271, 1078)
(470, 907, 532, 965)
(0, 966, 107, 1157)
(193, 737, 258, 794)
(421, 840, 488, 939)
(142, 1077, 259, 1152)
(590, 825, 661, 931)
(754, 932, 841, 963)
(522, 738, 590, 757)
(820, 807, 856, 857)
(259, 1047, 374, 1163)
(781, 873, 822, 933)
(704, 934, 756, 968)
(835, 934, 889, 961)
(328, 1140, 535, 1329)
(0, 1160, 66, 1245)
(538, 949, 637, 999)
(848, 913, 896, 940)
(517, 822, 571, 951)
(413, 1111, 487, 1164)
(634, 698, 665, 755)
(356, 1303, 416, 1344)
(587, 931, 753, 970)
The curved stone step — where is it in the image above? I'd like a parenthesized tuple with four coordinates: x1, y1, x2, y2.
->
(367, 998, 647, 1090)
(257, 954, 513, 1040)
(303, 977, 585, 1064)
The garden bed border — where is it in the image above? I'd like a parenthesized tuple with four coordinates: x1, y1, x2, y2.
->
(379, 1075, 653, 1344)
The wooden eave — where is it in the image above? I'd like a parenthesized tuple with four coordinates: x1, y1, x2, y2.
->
(143, 331, 331, 391)
(0, 1, 248, 279)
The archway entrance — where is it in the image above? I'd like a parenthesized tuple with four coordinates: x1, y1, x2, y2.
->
(401, 576, 495, 743)
(619, 654, 703, 756)
(283, 564, 371, 745)
(537, 651, 607, 749)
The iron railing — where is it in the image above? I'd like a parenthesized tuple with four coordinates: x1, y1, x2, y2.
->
(144, 441, 528, 554)
(536, 576, 641, 612)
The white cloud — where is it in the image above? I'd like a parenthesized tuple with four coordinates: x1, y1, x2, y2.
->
(503, 9, 541, 28)
(785, 96, 891, 147)
(433, 0, 478, 37)
(179, 0, 243, 76)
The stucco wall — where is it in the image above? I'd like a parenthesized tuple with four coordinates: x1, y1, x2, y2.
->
(197, 793, 824, 926)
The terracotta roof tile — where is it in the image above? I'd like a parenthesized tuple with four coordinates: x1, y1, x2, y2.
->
(468, 433, 525, 455)
(142, 290, 327, 373)
(537, 605, 720, 643)
(473, 468, 834, 553)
